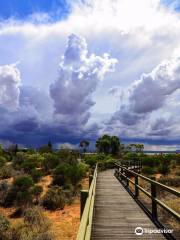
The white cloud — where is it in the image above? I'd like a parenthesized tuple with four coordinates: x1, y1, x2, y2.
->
(0, 0, 179, 146)
(50, 34, 117, 127)
(0, 63, 21, 111)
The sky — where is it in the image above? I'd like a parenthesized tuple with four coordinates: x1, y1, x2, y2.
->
(0, 0, 180, 150)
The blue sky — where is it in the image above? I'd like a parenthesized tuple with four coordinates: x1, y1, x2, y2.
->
(0, 0, 71, 21)
(0, 0, 180, 150)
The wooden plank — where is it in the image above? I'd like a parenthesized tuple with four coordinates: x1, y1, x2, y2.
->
(91, 170, 165, 240)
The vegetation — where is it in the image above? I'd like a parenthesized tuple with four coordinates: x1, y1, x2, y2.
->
(0, 137, 179, 239)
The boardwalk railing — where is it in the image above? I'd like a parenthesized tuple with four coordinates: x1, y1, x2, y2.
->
(76, 164, 98, 240)
(115, 163, 180, 239)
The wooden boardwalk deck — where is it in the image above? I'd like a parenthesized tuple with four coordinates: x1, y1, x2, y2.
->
(91, 170, 166, 240)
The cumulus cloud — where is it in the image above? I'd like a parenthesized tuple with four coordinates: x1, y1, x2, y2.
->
(110, 53, 180, 127)
(50, 34, 117, 126)
(0, 64, 21, 111)
(0, 0, 180, 147)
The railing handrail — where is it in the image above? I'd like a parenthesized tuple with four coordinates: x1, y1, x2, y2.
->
(76, 164, 98, 240)
(115, 163, 180, 197)
(114, 163, 180, 239)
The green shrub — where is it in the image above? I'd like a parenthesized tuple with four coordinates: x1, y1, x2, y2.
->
(158, 164, 170, 175)
(0, 165, 15, 179)
(14, 176, 34, 191)
(83, 155, 97, 167)
(141, 166, 156, 175)
(42, 186, 65, 210)
(53, 163, 69, 186)
(0, 156, 6, 167)
(30, 169, 43, 183)
(31, 185, 43, 203)
(42, 153, 59, 172)
(0, 181, 9, 206)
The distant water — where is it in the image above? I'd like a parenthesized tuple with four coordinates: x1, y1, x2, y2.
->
(144, 150, 179, 155)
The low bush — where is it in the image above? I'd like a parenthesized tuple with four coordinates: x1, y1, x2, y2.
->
(12, 207, 53, 240)
(42, 186, 65, 210)
(0, 181, 9, 206)
(158, 176, 180, 187)
(141, 166, 156, 175)
(0, 156, 6, 167)
(30, 169, 43, 183)
(0, 213, 11, 240)
(158, 164, 170, 176)
(0, 165, 15, 179)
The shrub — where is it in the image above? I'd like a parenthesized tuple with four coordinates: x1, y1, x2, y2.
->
(8, 176, 35, 207)
(30, 169, 43, 183)
(23, 207, 50, 230)
(42, 186, 65, 210)
(53, 163, 69, 186)
(0, 213, 11, 240)
(11, 207, 53, 240)
(31, 185, 43, 203)
(0, 165, 15, 179)
(42, 153, 59, 172)
(0, 156, 6, 167)
(12, 152, 26, 169)
(158, 164, 170, 175)
(158, 176, 180, 187)
(141, 166, 156, 175)
(34, 232, 54, 240)
(0, 181, 9, 206)
(83, 155, 98, 167)
(14, 176, 34, 191)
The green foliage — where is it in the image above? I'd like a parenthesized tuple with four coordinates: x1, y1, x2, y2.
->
(14, 176, 34, 191)
(141, 166, 156, 175)
(31, 186, 43, 203)
(42, 186, 65, 210)
(42, 153, 59, 172)
(10, 176, 35, 207)
(96, 135, 111, 154)
(96, 135, 121, 155)
(58, 149, 79, 165)
(0, 165, 15, 179)
(158, 164, 170, 175)
(53, 162, 86, 187)
(30, 169, 43, 183)
(0, 156, 6, 167)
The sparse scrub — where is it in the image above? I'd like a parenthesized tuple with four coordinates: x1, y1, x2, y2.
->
(42, 186, 65, 210)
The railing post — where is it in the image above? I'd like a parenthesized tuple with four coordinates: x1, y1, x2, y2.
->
(151, 178, 157, 221)
(120, 166, 123, 181)
(89, 175, 93, 188)
(80, 190, 88, 219)
(135, 175, 139, 198)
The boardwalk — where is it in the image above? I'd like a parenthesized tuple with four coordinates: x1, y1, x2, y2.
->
(91, 170, 165, 240)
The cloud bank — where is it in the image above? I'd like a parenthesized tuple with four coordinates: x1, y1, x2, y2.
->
(0, 64, 21, 111)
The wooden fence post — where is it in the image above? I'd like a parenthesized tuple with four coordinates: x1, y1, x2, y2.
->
(80, 190, 88, 219)
(151, 177, 157, 221)
(135, 175, 139, 198)
(89, 175, 93, 188)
